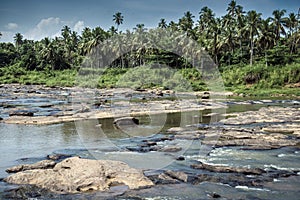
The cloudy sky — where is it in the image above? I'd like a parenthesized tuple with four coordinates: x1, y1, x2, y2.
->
(0, 0, 299, 42)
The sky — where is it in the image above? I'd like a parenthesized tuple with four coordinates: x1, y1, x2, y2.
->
(0, 0, 299, 42)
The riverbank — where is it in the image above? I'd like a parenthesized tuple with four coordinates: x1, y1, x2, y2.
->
(1, 63, 299, 97)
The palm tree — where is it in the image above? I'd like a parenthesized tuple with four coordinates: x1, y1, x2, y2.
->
(158, 18, 167, 28)
(134, 24, 146, 33)
(109, 26, 118, 35)
(283, 12, 298, 54)
(13, 33, 23, 50)
(258, 18, 276, 66)
(198, 6, 215, 33)
(271, 9, 286, 45)
(61, 25, 71, 41)
(245, 10, 262, 66)
(113, 12, 124, 31)
(179, 11, 195, 38)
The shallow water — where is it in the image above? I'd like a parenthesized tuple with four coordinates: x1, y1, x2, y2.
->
(0, 96, 300, 199)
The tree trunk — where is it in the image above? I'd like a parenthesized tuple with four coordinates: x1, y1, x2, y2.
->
(250, 36, 253, 66)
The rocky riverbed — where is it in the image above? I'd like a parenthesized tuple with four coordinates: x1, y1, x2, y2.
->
(0, 84, 229, 125)
(1, 84, 300, 199)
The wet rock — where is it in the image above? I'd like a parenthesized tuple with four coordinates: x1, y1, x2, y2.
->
(210, 193, 221, 198)
(191, 162, 265, 175)
(2, 185, 57, 200)
(6, 160, 56, 173)
(4, 157, 153, 193)
(221, 107, 300, 125)
(47, 153, 73, 161)
(9, 110, 34, 117)
(113, 117, 139, 129)
(165, 170, 188, 182)
(159, 146, 182, 152)
(176, 156, 185, 161)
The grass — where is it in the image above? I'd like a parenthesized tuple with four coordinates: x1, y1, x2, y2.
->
(221, 63, 300, 96)
(0, 62, 299, 97)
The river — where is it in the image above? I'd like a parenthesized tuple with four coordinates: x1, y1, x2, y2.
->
(0, 86, 299, 199)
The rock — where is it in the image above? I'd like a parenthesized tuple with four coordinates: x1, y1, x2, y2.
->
(201, 94, 210, 99)
(176, 156, 185, 161)
(165, 170, 188, 182)
(6, 160, 56, 173)
(47, 153, 72, 161)
(191, 162, 265, 175)
(0, 117, 3, 120)
(4, 157, 153, 194)
(210, 193, 221, 198)
(9, 110, 34, 117)
(113, 117, 139, 129)
(159, 146, 182, 152)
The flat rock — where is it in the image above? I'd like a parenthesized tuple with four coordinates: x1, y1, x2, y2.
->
(9, 110, 34, 117)
(6, 160, 56, 173)
(4, 157, 153, 194)
(191, 162, 265, 175)
(165, 170, 188, 182)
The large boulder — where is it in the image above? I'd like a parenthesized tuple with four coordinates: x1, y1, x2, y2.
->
(4, 157, 153, 194)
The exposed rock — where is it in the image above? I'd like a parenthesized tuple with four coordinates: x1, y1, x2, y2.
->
(221, 107, 300, 125)
(47, 153, 73, 161)
(4, 157, 153, 194)
(113, 117, 139, 129)
(6, 160, 56, 173)
(9, 110, 34, 117)
(165, 170, 188, 182)
(159, 146, 182, 152)
(191, 162, 265, 175)
(176, 156, 185, 161)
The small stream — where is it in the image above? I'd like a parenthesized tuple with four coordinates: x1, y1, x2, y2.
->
(0, 91, 300, 199)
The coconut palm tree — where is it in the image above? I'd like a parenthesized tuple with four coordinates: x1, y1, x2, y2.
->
(245, 10, 262, 66)
(113, 12, 124, 31)
(258, 18, 276, 66)
(198, 6, 215, 34)
(283, 12, 299, 54)
(271, 9, 286, 45)
(158, 18, 167, 28)
(13, 33, 23, 50)
(179, 11, 195, 37)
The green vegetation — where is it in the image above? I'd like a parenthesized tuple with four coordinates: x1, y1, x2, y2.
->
(222, 63, 300, 95)
(0, 1, 299, 96)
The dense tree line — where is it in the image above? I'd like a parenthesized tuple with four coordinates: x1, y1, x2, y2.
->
(0, 1, 299, 72)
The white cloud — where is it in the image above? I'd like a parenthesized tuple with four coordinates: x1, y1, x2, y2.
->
(25, 17, 63, 41)
(73, 21, 85, 33)
(0, 31, 15, 43)
(24, 17, 86, 41)
(5, 23, 18, 30)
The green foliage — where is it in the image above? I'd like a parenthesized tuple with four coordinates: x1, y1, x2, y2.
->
(222, 63, 300, 94)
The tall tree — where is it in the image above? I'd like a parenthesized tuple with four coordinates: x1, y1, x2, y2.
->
(283, 12, 299, 54)
(13, 33, 23, 50)
(245, 10, 262, 66)
(271, 9, 286, 44)
(113, 12, 124, 31)
(179, 11, 195, 38)
(158, 18, 167, 28)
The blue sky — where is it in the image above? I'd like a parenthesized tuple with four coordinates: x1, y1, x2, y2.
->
(0, 0, 299, 42)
